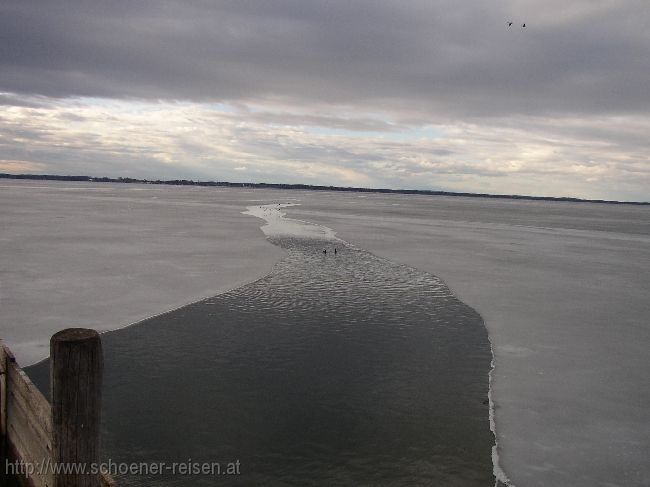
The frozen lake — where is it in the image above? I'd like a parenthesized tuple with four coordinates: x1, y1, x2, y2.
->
(2, 180, 650, 486)
(29, 210, 495, 486)
(0, 180, 285, 364)
(286, 192, 650, 487)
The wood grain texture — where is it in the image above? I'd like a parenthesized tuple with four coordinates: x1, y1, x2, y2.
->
(51, 329, 103, 487)
(1, 336, 115, 487)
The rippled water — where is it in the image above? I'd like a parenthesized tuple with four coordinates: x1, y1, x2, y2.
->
(28, 236, 494, 486)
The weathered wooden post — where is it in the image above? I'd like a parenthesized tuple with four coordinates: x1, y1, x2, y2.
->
(51, 328, 103, 487)
(0, 341, 9, 466)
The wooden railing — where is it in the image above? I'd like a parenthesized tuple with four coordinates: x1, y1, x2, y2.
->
(1, 330, 115, 487)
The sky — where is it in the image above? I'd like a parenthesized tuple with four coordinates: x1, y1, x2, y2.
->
(1, 0, 649, 201)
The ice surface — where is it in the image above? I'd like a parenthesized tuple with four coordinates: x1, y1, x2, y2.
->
(285, 192, 650, 487)
(0, 180, 285, 365)
(2, 181, 649, 486)
(243, 203, 337, 240)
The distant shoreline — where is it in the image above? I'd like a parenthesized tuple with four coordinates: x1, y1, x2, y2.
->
(2, 172, 648, 206)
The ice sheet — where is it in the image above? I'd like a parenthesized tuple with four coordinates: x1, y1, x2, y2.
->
(3, 181, 649, 486)
(243, 203, 337, 240)
(285, 192, 650, 487)
(0, 180, 287, 365)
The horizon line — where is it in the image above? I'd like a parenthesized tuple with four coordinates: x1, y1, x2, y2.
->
(1, 172, 648, 206)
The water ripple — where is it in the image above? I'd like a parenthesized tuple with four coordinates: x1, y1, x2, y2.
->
(28, 236, 494, 486)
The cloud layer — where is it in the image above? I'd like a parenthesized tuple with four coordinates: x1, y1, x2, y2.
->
(1, 1, 649, 200)
(2, 97, 648, 200)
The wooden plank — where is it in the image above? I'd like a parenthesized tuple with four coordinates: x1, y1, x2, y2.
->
(0, 343, 9, 485)
(6, 425, 53, 487)
(7, 364, 52, 442)
(1, 342, 11, 437)
(100, 472, 117, 487)
(6, 386, 52, 459)
(6, 363, 54, 487)
(6, 396, 51, 462)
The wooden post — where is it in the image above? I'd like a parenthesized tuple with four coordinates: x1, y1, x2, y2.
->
(0, 341, 9, 465)
(51, 329, 103, 487)
(0, 341, 8, 438)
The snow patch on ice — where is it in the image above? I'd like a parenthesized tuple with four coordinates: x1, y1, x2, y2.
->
(244, 203, 339, 241)
(489, 341, 515, 487)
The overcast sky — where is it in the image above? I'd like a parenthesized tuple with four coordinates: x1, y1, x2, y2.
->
(1, 0, 649, 200)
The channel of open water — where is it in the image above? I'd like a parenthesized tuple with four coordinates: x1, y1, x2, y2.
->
(28, 205, 495, 486)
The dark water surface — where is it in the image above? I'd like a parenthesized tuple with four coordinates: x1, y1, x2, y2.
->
(28, 236, 494, 486)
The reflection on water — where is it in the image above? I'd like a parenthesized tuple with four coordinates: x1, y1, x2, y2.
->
(28, 237, 494, 486)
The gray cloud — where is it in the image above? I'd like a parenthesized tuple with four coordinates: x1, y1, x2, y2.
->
(1, 97, 648, 200)
(228, 110, 404, 133)
(1, 0, 649, 117)
(1, 1, 649, 201)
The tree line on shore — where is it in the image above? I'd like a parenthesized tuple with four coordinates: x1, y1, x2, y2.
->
(1, 172, 647, 205)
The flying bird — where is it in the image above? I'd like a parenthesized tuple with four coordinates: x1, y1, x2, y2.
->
(507, 21, 513, 26)
(522, 23, 526, 27)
